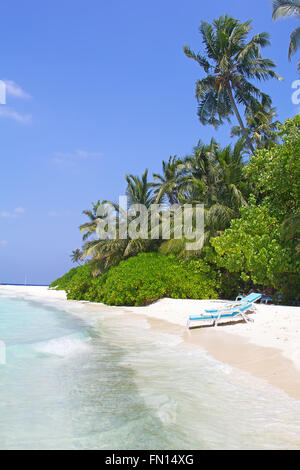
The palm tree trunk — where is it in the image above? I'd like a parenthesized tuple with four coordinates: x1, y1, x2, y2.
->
(227, 84, 255, 155)
(167, 192, 175, 206)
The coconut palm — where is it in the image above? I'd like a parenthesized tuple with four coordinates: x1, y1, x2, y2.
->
(79, 201, 106, 241)
(152, 156, 185, 205)
(208, 139, 248, 231)
(192, 139, 248, 237)
(182, 139, 247, 212)
(80, 170, 158, 273)
(82, 236, 155, 273)
(81, 208, 155, 273)
(70, 249, 83, 265)
(159, 139, 248, 256)
(183, 15, 282, 154)
(231, 102, 279, 149)
(182, 139, 219, 205)
(272, 1, 300, 71)
(125, 169, 155, 207)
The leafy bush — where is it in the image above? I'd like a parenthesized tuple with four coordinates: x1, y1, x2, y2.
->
(50, 264, 93, 291)
(244, 116, 300, 218)
(211, 202, 300, 297)
(51, 253, 220, 306)
(99, 253, 219, 306)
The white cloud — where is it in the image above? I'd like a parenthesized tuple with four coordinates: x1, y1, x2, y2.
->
(0, 106, 32, 124)
(0, 211, 11, 218)
(74, 150, 104, 159)
(14, 206, 26, 214)
(0, 207, 26, 218)
(3, 80, 31, 100)
(0, 240, 8, 246)
(52, 149, 104, 164)
(0, 80, 32, 123)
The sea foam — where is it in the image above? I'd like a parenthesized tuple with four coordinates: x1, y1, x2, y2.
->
(34, 334, 91, 357)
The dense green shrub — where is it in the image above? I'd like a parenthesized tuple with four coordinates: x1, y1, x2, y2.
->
(210, 203, 300, 297)
(51, 253, 220, 306)
(210, 117, 300, 299)
(98, 253, 219, 306)
(244, 116, 300, 218)
(50, 264, 93, 290)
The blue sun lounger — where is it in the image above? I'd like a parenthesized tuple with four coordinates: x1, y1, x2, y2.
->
(235, 292, 263, 303)
(187, 301, 258, 329)
(203, 292, 262, 314)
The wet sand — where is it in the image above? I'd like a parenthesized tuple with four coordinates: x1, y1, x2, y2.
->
(185, 327, 300, 400)
(139, 315, 300, 400)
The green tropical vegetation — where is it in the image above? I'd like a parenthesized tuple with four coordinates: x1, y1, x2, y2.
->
(51, 253, 219, 306)
(51, 13, 300, 306)
(70, 249, 83, 265)
(183, 15, 282, 153)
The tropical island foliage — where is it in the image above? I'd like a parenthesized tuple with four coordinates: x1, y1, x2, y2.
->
(51, 14, 300, 306)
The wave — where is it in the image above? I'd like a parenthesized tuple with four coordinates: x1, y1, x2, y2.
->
(3, 331, 92, 359)
(34, 332, 91, 357)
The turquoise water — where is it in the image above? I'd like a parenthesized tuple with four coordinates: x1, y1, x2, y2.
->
(0, 294, 300, 450)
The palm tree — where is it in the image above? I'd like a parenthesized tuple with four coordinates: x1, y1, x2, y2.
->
(79, 201, 106, 241)
(152, 156, 185, 205)
(125, 169, 155, 207)
(215, 140, 247, 220)
(183, 15, 282, 154)
(181, 139, 219, 205)
(231, 102, 279, 149)
(70, 248, 83, 265)
(181, 138, 247, 211)
(159, 139, 248, 256)
(80, 170, 158, 273)
(191, 139, 248, 237)
(272, 1, 300, 71)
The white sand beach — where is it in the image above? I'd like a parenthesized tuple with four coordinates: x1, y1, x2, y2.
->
(1, 284, 300, 399)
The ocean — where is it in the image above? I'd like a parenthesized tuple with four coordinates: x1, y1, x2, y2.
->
(0, 293, 299, 450)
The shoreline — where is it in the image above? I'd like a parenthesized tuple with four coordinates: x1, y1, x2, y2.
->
(1, 285, 300, 400)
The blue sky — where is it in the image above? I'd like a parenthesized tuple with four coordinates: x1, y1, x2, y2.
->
(0, 0, 299, 284)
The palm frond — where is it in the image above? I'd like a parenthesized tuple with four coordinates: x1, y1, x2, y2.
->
(272, 0, 300, 20)
(183, 46, 212, 73)
(288, 26, 300, 58)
